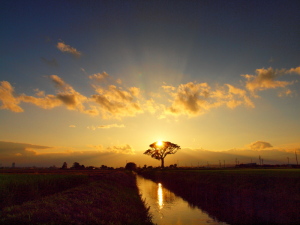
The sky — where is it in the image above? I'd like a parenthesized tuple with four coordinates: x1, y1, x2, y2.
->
(1, 0, 300, 167)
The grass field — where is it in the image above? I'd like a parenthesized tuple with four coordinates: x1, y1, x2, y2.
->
(140, 168, 300, 225)
(0, 173, 90, 209)
(0, 170, 153, 225)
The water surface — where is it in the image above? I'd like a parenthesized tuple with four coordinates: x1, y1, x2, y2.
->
(136, 175, 228, 225)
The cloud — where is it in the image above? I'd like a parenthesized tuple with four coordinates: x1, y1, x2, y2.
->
(69, 125, 76, 128)
(92, 85, 143, 119)
(162, 82, 254, 117)
(97, 124, 125, 129)
(162, 82, 211, 116)
(19, 94, 62, 109)
(56, 41, 81, 57)
(88, 144, 134, 154)
(0, 81, 23, 112)
(287, 66, 300, 75)
(89, 72, 109, 81)
(249, 141, 273, 150)
(212, 84, 254, 109)
(242, 67, 293, 93)
(87, 124, 125, 130)
(1, 66, 299, 119)
(50, 75, 67, 89)
(49, 75, 97, 115)
(0, 141, 138, 167)
(0, 141, 50, 157)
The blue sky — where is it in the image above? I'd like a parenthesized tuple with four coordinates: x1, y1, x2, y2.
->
(1, 0, 300, 167)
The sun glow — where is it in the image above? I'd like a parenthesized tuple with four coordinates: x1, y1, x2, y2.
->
(156, 140, 164, 147)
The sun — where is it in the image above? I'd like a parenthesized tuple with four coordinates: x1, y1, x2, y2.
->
(156, 140, 164, 147)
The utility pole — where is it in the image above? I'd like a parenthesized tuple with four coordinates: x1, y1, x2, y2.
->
(295, 151, 298, 165)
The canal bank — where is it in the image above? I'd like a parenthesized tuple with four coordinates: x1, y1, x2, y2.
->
(136, 175, 228, 225)
(139, 169, 300, 225)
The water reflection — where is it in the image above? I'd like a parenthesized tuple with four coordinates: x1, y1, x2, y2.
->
(137, 175, 228, 225)
(158, 183, 163, 209)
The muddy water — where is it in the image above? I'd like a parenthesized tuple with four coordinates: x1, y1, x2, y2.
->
(136, 175, 229, 225)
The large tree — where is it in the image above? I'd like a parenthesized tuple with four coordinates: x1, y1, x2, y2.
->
(144, 141, 180, 168)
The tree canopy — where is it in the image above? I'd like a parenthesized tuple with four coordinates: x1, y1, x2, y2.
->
(144, 141, 180, 168)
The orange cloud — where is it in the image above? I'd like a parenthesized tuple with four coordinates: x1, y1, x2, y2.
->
(0, 81, 23, 112)
(287, 66, 300, 75)
(19, 94, 62, 109)
(162, 82, 254, 117)
(56, 41, 81, 57)
(89, 72, 109, 81)
(242, 67, 293, 93)
(50, 75, 97, 115)
(92, 85, 143, 119)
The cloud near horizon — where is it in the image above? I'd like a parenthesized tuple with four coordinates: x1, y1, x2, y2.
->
(1, 141, 299, 167)
(0, 67, 299, 118)
(88, 144, 134, 154)
(0, 141, 136, 167)
(87, 124, 125, 130)
(249, 141, 273, 150)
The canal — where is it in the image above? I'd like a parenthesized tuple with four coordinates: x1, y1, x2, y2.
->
(136, 175, 229, 225)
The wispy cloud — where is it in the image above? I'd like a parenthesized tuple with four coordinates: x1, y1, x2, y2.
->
(56, 41, 81, 57)
(87, 124, 125, 130)
(98, 124, 125, 129)
(88, 144, 134, 154)
(89, 72, 109, 81)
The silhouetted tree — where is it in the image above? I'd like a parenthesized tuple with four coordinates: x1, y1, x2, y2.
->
(101, 165, 108, 169)
(125, 162, 137, 171)
(61, 162, 68, 169)
(144, 141, 180, 168)
(71, 162, 84, 169)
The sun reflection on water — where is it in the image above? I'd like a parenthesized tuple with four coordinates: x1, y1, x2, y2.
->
(158, 183, 163, 209)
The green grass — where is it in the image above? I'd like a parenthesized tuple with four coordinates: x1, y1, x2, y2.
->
(0, 174, 90, 209)
(0, 171, 153, 225)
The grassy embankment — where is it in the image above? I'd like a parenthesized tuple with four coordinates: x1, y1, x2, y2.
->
(140, 169, 300, 225)
(0, 171, 153, 225)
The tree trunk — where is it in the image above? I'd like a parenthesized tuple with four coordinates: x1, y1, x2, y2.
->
(161, 158, 165, 168)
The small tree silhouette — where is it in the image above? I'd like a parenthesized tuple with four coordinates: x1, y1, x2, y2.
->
(61, 162, 68, 169)
(144, 141, 180, 168)
(125, 162, 137, 171)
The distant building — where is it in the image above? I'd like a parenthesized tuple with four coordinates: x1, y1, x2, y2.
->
(12, 162, 15, 168)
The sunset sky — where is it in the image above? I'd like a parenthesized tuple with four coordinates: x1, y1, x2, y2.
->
(1, 0, 300, 167)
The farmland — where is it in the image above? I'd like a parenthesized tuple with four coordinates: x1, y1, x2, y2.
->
(140, 168, 300, 225)
(0, 170, 153, 225)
